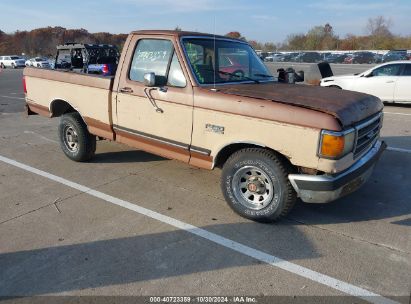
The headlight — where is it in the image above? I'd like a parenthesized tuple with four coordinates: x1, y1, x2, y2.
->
(319, 129, 355, 159)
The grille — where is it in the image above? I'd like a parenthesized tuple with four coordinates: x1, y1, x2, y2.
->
(353, 113, 382, 158)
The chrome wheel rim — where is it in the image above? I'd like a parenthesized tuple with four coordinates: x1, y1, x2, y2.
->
(232, 165, 274, 210)
(64, 126, 79, 152)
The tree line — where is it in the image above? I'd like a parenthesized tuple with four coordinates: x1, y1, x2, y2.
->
(227, 16, 411, 51)
(0, 16, 410, 57)
(0, 27, 128, 57)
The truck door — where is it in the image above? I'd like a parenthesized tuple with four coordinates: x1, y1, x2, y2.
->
(115, 36, 193, 163)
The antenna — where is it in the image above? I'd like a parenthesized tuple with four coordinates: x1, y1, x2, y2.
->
(213, 15, 216, 90)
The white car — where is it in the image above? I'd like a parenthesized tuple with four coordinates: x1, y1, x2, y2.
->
(0, 55, 26, 68)
(321, 61, 411, 103)
(25, 57, 51, 68)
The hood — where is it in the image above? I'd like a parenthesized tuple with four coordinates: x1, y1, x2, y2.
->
(217, 83, 383, 128)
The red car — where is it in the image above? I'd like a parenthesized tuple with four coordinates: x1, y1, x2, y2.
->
(219, 55, 247, 79)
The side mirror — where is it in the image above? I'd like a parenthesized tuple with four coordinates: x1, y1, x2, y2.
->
(144, 72, 156, 87)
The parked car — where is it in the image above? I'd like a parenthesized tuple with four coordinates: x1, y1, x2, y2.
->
(219, 55, 247, 79)
(25, 57, 51, 68)
(0, 55, 26, 68)
(321, 61, 411, 103)
(326, 54, 350, 64)
(294, 52, 322, 63)
(382, 52, 408, 63)
(270, 53, 285, 62)
(351, 52, 376, 64)
(281, 52, 299, 62)
(373, 53, 383, 63)
(24, 30, 385, 222)
(343, 54, 355, 64)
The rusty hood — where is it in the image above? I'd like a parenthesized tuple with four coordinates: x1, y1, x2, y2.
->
(217, 83, 383, 128)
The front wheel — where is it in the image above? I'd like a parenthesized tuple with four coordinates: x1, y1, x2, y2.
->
(11, 63, 16, 69)
(58, 112, 96, 162)
(221, 148, 297, 222)
(1, 63, 6, 69)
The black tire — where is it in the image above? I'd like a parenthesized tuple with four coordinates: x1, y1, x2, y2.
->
(221, 148, 297, 223)
(11, 63, 16, 69)
(0, 63, 5, 69)
(58, 112, 96, 162)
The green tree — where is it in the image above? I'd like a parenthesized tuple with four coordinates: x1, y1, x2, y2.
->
(304, 24, 338, 50)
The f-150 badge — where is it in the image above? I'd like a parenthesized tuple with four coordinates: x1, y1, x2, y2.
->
(206, 124, 225, 134)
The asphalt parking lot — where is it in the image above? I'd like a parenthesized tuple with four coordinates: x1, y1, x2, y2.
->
(0, 68, 410, 303)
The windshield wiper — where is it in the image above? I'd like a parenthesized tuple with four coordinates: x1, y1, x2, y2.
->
(218, 70, 260, 84)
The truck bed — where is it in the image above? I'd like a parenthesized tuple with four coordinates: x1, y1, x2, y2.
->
(24, 67, 115, 139)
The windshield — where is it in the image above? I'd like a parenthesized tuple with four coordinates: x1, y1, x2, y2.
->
(182, 38, 273, 85)
(10, 56, 20, 60)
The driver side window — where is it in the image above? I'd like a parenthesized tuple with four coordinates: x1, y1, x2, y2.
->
(129, 39, 186, 88)
(372, 64, 402, 76)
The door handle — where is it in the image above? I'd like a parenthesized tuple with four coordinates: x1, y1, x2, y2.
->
(120, 87, 133, 93)
(386, 81, 395, 83)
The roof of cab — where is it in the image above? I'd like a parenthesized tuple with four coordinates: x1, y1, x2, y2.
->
(130, 30, 244, 42)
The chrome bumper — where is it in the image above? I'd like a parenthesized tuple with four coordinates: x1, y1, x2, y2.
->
(288, 140, 386, 203)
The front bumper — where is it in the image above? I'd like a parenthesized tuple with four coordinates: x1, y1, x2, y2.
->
(288, 140, 386, 203)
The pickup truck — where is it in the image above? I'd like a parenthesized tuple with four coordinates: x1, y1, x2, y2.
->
(23, 30, 386, 222)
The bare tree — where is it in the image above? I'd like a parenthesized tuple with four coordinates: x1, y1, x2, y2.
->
(366, 16, 393, 49)
(366, 16, 392, 37)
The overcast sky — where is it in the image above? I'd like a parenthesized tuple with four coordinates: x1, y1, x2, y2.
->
(1, 0, 410, 43)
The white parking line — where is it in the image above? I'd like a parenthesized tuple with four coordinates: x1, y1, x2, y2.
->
(387, 147, 411, 154)
(23, 131, 58, 144)
(383, 112, 411, 116)
(0, 95, 25, 100)
(0, 154, 398, 304)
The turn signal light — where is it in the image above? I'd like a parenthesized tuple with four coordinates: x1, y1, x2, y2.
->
(320, 133, 345, 158)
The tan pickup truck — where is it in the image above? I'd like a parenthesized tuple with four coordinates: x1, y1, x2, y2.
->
(23, 30, 386, 222)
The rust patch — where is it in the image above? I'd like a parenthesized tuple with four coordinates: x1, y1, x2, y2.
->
(214, 83, 383, 128)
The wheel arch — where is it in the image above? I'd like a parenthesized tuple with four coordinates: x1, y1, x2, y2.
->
(49, 98, 89, 127)
(213, 142, 294, 169)
(50, 98, 78, 117)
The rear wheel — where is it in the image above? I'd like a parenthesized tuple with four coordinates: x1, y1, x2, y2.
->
(221, 148, 297, 222)
(58, 112, 96, 162)
(11, 63, 16, 69)
(0, 63, 5, 69)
